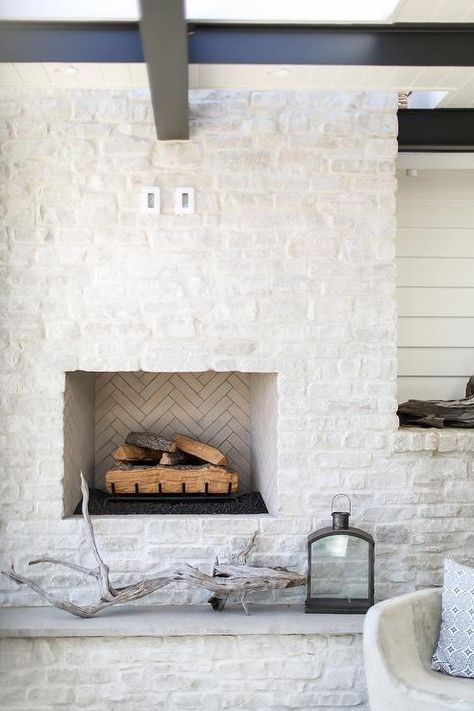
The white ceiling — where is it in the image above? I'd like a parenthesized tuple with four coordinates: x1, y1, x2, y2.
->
(1, 63, 474, 108)
(397, 153, 474, 170)
(393, 0, 474, 23)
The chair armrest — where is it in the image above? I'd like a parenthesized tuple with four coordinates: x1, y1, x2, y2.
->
(364, 589, 474, 711)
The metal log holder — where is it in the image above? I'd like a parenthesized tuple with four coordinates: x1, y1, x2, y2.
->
(105, 481, 239, 504)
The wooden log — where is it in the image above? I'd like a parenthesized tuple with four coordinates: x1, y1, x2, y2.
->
(125, 431, 176, 453)
(112, 444, 161, 461)
(105, 464, 238, 494)
(174, 433, 227, 466)
(112, 461, 159, 471)
(159, 450, 192, 465)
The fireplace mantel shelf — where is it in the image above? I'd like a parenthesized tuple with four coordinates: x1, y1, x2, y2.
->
(0, 604, 364, 638)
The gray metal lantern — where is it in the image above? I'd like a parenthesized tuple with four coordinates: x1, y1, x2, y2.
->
(305, 494, 374, 614)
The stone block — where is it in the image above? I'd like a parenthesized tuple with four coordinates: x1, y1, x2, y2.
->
(12, 120, 48, 139)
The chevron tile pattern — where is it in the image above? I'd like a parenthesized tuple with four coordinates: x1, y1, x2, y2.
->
(94, 371, 251, 490)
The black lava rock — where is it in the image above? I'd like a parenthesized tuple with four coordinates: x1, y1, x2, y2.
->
(74, 489, 268, 516)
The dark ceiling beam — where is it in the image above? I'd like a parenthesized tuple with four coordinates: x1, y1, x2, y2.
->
(398, 110, 474, 152)
(139, 1, 188, 140)
(2, 22, 474, 66)
(189, 23, 474, 66)
(0, 22, 144, 62)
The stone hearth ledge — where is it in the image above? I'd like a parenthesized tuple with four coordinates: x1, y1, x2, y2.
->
(0, 604, 364, 638)
(393, 427, 474, 453)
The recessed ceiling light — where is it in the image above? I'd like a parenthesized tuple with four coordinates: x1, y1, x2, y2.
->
(53, 65, 79, 76)
(268, 68, 291, 77)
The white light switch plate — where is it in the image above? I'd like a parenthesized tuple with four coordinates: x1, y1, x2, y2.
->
(140, 186, 160, 214)
(174, 187, 195, 215)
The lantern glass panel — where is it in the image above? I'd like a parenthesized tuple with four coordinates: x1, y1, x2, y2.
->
(310, 534, 369, 599)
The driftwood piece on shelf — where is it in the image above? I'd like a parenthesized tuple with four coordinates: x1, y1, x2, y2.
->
(112, 444, 161, 462)
(174, 433, 227, 466)
(105, 464, 239, 494)
(398, 375, 474, 428)
(125, 431, 176, 453)
(2, 474, 306, 618)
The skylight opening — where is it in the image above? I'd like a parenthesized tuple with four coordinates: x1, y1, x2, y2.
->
(0, 0, 401, 24)
(407, 90, 449, 109)
(186, 0, 401, 23)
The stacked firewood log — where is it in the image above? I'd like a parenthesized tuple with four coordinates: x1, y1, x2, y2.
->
(105, 432, 238, 495)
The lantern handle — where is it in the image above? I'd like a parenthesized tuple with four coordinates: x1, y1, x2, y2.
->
(331, 493, 352, 515)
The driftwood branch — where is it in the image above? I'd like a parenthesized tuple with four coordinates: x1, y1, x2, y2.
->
(2, 474, 306, 618)
(80, 475, 118, 601)
(232, 530, 258, 565)
(29, 558, 101, 579)
(398, 375, 474, 428)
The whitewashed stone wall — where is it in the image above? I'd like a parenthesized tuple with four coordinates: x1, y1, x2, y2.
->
(0, 634, 366, 711)
(1, 86, 471, 710)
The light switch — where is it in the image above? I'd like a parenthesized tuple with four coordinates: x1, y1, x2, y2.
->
(141, 186, 160, 214)
(174, 187, 195, 215)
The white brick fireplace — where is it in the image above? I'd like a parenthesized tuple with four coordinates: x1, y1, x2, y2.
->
(2, 86, 473, 710)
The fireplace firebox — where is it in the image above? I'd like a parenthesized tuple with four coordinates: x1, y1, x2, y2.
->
(63, 371, 277, 516)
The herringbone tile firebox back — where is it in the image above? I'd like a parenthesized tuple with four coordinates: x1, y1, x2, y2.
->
(94, 371, 251, 490)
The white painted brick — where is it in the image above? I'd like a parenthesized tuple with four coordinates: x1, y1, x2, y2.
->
(0, 86, 469, 709)
(0, 635, 366, 710)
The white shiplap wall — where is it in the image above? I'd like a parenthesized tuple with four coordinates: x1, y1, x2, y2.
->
(397, 169, 474, 402)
